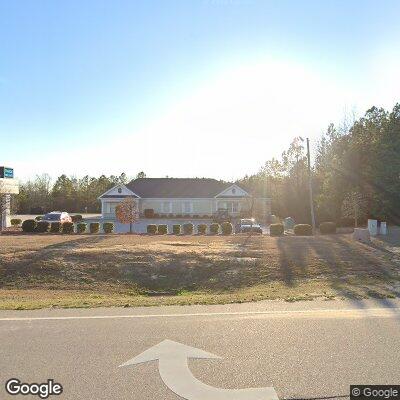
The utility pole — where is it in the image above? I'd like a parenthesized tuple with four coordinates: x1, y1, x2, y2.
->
(306, 138, 316, 233)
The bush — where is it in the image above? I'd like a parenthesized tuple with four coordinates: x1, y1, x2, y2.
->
(197, 224, 207, 234)
(210, 223, 219, 235)
(319, 222, 337, 234)
(182, 223, 194, 235)
(270, 223, 284, 236)
(144, 209, 155, 218)
(103, 222, 114, 234)
(35, 216, 43, 221)
(175, 214, 183, 218)
(62, 222, 74, 234)
(10, 218, 22, 227)
(36, 221, 50, 233)
(153, 213, 160, 218)
(22, 219, 36, 233)
(71, 215, 83, 223)
(338, 217, 355, 227)
(294, 224, 313, 236)
(89, 222, 100, 234)
(76, 223, 87, 234)
(221, 222, 233, 235)
(192, 214, 199, 218)
(147, 224, 157, 234)
(50, 222, 61, 233)
(172, 224, 181, 234)
(158, 224, 168, 235)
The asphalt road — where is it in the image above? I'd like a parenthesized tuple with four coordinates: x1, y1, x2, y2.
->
(1, 299, 400, 400)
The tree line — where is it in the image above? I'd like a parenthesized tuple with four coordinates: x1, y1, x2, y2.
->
(14, 172, 145, 214)
(13, 103, 400, 224)
(238, 103, 400, 224)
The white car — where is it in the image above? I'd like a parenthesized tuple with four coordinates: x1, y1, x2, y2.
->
(42, 211, 72, 223)
(238, 218, 263, 234)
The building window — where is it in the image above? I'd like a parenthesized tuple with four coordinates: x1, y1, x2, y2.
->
(162, 202, 171, 213)
(183, 202, 192, 214)
(232, 202, 238, 213)
(218, 201, 239, 213)
(118, 188, 122, 194)
(217, 201, 227, 210)
(232, 188, 236, 194)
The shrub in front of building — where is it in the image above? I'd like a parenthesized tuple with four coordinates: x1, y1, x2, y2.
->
(221, 222, 233, 235)
(22, 219, 36, 233)
(89, 222, 100, 234)
(62, 222, 74, 234)
(172, 224, 181, 235)
(182, 223, 194, 235)
(35, 221, 50, 233)
(270, 223, 284, 236)
(77, 223, 87, 234)
(158, 224, 168, 235)
(209, 223, 219, 235)
(147, 224, 157, 234)
(294, 224, 313, 236)
(103, 222, 114, 234)
(50, 222, 61, 233)
(11, 219, 22, 227)
(197, 224, 207, 235)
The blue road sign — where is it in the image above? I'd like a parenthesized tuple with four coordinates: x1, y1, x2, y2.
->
(0, 167, 14, 179)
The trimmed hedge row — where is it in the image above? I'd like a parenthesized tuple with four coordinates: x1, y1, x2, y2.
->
(143, 208, 213, 219)
(20, 219, 113, 234)
(145, 222, 235, 235)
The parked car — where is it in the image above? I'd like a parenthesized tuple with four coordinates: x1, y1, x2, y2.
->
(42, 211, 72, 223)
(238, 218, 262, 234)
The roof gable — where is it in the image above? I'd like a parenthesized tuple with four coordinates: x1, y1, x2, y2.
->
(98, 184, 140, 199)
(215, 184, 250, 198)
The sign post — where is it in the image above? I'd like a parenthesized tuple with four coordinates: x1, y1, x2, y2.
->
(0, 167, 19, 231)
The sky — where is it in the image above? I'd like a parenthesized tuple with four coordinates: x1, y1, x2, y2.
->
(1, 0, 400, 182)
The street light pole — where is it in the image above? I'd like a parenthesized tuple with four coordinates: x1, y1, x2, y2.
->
(306, 138, 316, 233)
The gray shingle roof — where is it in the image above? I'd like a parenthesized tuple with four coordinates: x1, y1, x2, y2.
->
(126, 178, 244, 198)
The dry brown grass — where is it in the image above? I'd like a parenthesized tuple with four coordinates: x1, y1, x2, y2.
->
(0, 231, 399, 309)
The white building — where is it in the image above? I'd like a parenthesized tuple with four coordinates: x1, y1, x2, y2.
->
(98, 178, 271, 232)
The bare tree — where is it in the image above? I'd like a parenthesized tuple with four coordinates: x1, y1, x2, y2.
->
(341, 190, 367, 227)
(115, 198, 139, 233)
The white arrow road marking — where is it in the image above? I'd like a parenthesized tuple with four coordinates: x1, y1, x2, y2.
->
(119, 339, 279, 400)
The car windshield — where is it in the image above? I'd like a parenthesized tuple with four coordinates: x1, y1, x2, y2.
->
(44, 213, 61, 221)
(241, 219, 255, 225)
